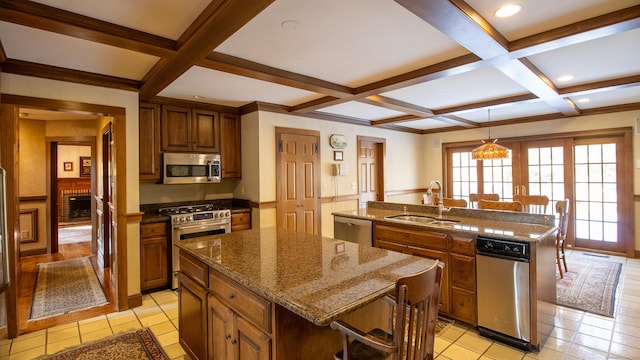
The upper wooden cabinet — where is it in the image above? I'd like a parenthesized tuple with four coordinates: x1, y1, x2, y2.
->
(161, 105, 220, 153)
(139, 103, 161, 181)
(220, 113, 241, 179)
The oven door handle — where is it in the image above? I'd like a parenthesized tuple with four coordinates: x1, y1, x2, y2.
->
(174, 223, 227, 232)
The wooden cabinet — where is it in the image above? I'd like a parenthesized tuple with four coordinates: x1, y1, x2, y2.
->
(208, 270, 271, 360)
(140, 222, 169, 291)
(179, 272, 208, 360)
(161, 106, 220, 153)
(450, 236, 477, 325)
(220, 113, 241, 179)
(373, 223, 477, 324)
(231, 212, 251, 232)
(179, 252, 272, 360)
(139, 103, 161, 181)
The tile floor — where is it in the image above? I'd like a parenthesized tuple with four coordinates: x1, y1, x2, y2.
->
(1, 250, 639, 360)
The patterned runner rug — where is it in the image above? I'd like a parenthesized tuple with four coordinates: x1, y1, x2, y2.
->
(35, 328, 169, 360)
(30, 257, 108, 320)
(556, 257, 622, 317)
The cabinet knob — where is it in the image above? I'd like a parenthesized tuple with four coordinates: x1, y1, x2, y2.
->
(228, 293, 235, 300)
(225, 334, 231, 340)
(231, 339, 237, 345)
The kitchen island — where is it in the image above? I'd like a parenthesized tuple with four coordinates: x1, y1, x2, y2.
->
(333, 201, 558, 351)
(175, 227, 439, 360)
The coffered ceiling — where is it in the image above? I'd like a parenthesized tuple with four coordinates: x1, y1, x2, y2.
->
(1, 0, 639, 133)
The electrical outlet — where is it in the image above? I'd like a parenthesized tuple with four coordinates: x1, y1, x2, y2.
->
(351, 182, 356, 190)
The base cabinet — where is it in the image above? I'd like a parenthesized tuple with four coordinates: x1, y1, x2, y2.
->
(179, 273, 208, 360)
(140, 222, 169, 291)
(231, 212, 251, 232)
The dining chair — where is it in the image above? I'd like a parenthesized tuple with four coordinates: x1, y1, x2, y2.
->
(513, 195, 549, 214)
(469, 193, 499, 208)
(330, 261, 445, 360)
(441, 198, 468, 208)
(555, 199, 569, 278)
(477, 199, 524, 212)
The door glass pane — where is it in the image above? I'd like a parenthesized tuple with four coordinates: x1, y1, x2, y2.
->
(450, 151, 477, 202)
(573, 143, 618, 243)
(526, 145, 564, 214)
(483, 156, 512, 200)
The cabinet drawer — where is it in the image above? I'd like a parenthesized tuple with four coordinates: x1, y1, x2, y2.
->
(374, 224, 448, 250)
(231, 212, 251, 231)
(141, 222, 167, 237)
(180, 253, 209, 288)
(451, 288, 476, 326)
(450, 253, 476, 291)
(374, 239, 407, 253)
(209, 270, 272, 333)
(451, 235, 475, 255)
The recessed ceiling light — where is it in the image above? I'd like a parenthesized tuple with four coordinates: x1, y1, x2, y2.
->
(557, 75, 574, 82)
(577, 98, 590, 103)
(495, 4, 521, 18)
(281, 20, 299, 30)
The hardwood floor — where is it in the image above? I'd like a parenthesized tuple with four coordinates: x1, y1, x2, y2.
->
(18, 240, 116, 335)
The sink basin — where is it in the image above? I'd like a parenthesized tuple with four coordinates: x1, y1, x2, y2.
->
(384, 214, 460, 225)
(384, 214, 435, 224)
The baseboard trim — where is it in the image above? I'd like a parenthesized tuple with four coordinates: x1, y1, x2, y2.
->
(128, 293, 143, 309)
(20, 248, 47, 257)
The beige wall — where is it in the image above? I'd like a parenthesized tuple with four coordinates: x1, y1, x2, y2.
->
(57, 145, 91, 178)
(2, 73, 141, 296)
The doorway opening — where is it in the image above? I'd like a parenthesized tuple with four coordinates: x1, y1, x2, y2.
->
(16, 109, 115, 335)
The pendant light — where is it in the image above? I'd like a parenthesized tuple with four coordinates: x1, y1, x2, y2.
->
(471, 108, 509, 160)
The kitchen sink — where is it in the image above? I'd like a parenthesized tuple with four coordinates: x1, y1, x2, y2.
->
(384, 214, 460, 225)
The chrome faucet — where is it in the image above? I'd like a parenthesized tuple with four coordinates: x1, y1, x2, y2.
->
(428, 180, 444, 219)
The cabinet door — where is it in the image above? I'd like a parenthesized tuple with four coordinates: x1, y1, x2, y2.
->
(162, 105, 192, 151)
(451, 288, 477, 326)
(408, 247, 450, 315)
(450, 253, 476, 291)
(231, 212, 251, 232)
(209, 295, 235, 360)
(140, 235, 168, 290)
(192, 109, 220, 153)
(179, 274, 208, 360)
(236, 315, 271, 360)
(139, 103, 161, 181)
(220, 113, 242, 178)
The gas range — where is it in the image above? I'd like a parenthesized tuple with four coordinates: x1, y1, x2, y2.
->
(159, 204, 231, 225)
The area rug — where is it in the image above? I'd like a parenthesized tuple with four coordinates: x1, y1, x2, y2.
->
(435, 316, 454, 334)
(556, 258, 622, 317)
(35, 328, 169, 360)
(30, 257, 108, 320)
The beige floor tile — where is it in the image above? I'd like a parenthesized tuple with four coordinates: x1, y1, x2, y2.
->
(80, 328, 113, 343)
(46, 326, 80, 343)
(46, 336, 81, 355)
(0, 343, 9, 357)
(554, 316, 580, 331)
(164, 308, 179, 320)
(441, 343, 483, 360)
(555, 307, 584, 322)
(139, 312, 170, 327)
(581, 314, 615, 330)
(611, 330, 640, 347)
(549, 326, 575, 342)
(134, 305, 164, 319)
(577, 323, 612, 340)
(8, 346, 46, 360)
(47, 322, 77, 333)
(573, 332, 611, 353)
(567, 343, 608, 360)
(10, 332, 46, 353)
(151, 290, 178, 303)
(455, 332, 493, 354)
(162, 341, 187, 360)
(482, 342, 526, 360)
(155, 330, 179, 348)
(149, 321, 177, 337)
(613, 321, 640, 337)
(106, 310, 138, 326)
(539, 336, 571, 354)
(609, 341, 640, 359)
(434, 337, 452, 354)
(79, 318, 110, 335)
(110, 319, 143, 334)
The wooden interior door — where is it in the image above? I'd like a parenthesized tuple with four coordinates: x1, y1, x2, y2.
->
(101, 124, 112, 269)
(358, 137, 385, 208)
(276, 128, 320, 235)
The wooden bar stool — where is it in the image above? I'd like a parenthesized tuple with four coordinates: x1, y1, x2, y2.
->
(513, 194, 549, 214)
(469, 193, 499, 208)
(555, 199, 570, 278)
(477, 199, 524, 212)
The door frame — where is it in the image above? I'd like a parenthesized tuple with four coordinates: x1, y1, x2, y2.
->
(0, 94, 129, 337)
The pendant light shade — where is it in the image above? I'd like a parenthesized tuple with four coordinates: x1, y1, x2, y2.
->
(471, 108, 509, 161)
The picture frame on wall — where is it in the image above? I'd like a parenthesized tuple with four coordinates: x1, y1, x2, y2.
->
(80, 157, 91, 177)
(63, 162, 73, 171)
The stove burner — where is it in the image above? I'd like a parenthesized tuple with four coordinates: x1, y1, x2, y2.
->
(159, 204, 228, 216)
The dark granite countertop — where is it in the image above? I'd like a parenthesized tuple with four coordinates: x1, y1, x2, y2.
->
(175, 227, 438, 326)
(333, 201, 557, 243)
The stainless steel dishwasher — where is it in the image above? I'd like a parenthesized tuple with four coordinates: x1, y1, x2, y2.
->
(333, 216, 372, 246)
(476, 236, 532, 351)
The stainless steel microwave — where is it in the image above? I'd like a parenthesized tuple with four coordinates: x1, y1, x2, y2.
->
(163, 153, 221, 184)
